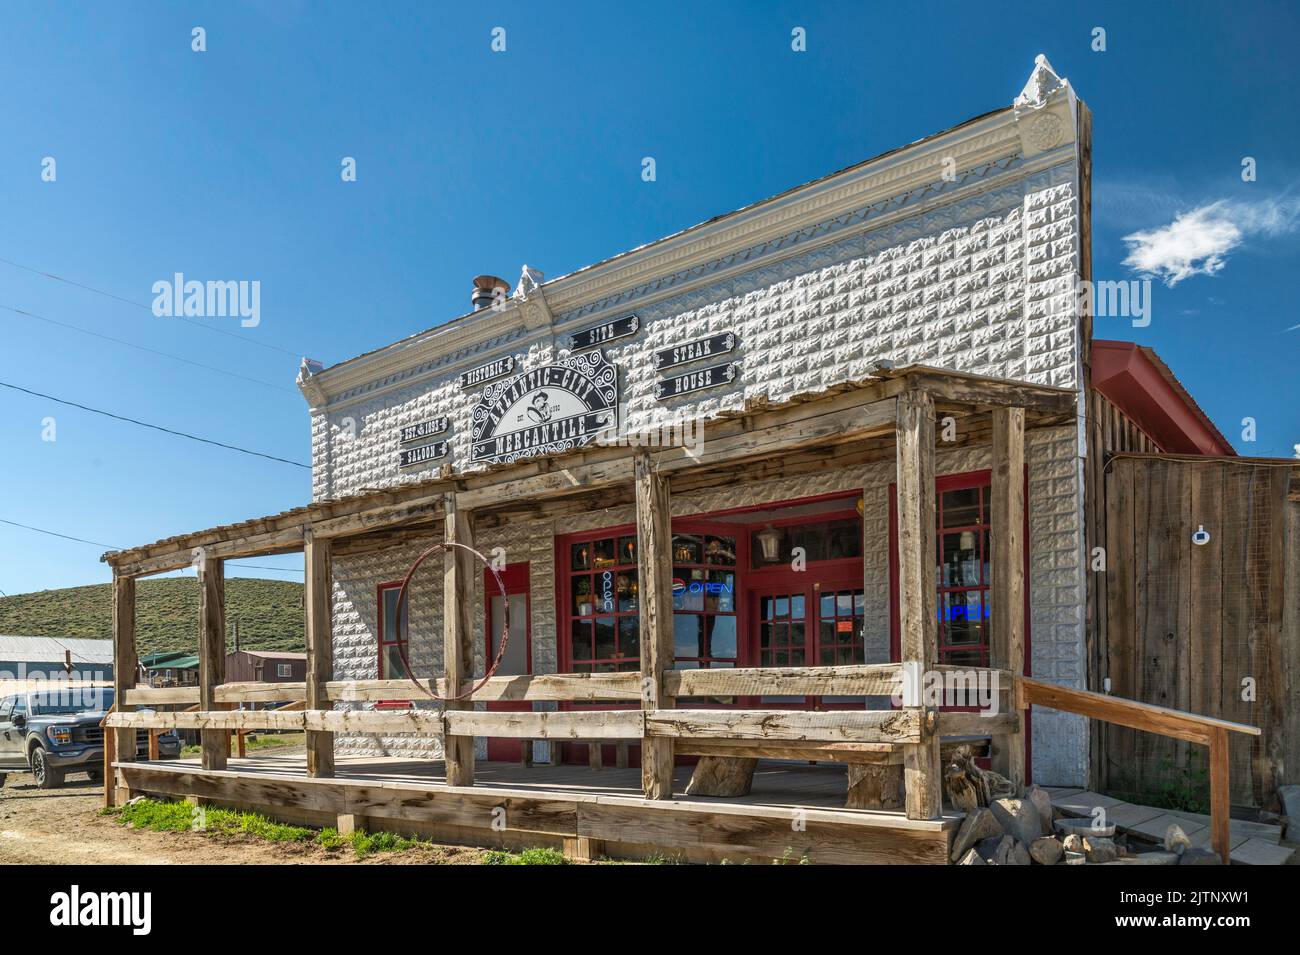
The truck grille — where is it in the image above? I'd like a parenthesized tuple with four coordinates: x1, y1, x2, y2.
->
(74, 725, 103, 745)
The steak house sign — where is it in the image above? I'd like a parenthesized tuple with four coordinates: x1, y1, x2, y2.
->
(470, 350, 618, 465)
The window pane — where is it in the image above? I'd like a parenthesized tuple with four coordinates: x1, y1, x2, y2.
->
(618, 615, 640, 661)
(706, 615, 737, 660)
(942, 532, 981, 587)
(591, 538, 617, 569)
(570, 541, 592, 571)
(704, 535, 737, 565)
(570, 620, 593, 661)
(595, 570, 619, 614)
(941, 488, 980, 528)
(672, 567, 704, 612)
(617, 569, 639, 611)
(571, 575, 594, 617)
(382, 644, 407, 680)
(616, 535, 637, 566)
(673, 614, 703, 658)
(382, 588, 406, 642)
(594, 616, 616, 659)
(671, 534, 701, 564)
(705, 570, 736, 613)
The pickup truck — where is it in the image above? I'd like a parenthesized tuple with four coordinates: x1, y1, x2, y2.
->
(0, 688, 180, 788)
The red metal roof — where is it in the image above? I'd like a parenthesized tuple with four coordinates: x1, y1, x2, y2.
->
(1092, 340, 1236, 456)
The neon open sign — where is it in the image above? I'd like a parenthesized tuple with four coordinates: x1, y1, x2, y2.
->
(672, 578, 733, 595)
(940, 603, 990, 621)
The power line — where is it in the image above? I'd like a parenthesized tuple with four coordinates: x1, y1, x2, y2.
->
(0, 379, 310, 468)
(0, 255, 305, 359)
(0, 302, 296, 394)
(0, 518, 302, 575)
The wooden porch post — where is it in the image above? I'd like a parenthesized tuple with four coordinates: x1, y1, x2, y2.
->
(304, 528, 335, 777)
(198, 555, 227, 771)
(443, 492, 476, 787)
(896, 389, 941, 819)
(635, 450, 674, 800)
(990, 407, 1026, 793)
(110, 572, 136, 805)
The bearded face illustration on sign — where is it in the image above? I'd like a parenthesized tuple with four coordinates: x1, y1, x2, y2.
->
(526, 391, 554, 424)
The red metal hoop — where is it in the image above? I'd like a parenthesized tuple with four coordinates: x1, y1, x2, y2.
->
(389, 541, 509, 703)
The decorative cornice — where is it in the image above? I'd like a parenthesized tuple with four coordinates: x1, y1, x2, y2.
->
(309, 70, 1080, 409)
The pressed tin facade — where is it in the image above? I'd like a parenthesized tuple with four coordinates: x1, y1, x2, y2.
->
(300, 59, 1092, 785)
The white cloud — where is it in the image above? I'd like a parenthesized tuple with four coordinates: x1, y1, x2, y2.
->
(1294, 443, 1300, 459)
(1122, 197, 1300, 287)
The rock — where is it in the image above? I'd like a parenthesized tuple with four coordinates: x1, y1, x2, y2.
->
(1083, 836, 1119, 864)
(1055, 817, 1116, 839)
(1179, 847, 1224, 865)
(1164, 823, 1192, 856)
(957, 848, 986, 865)
(950, 807, 1004, 863)
(1063, 850, 1087, 865)
(1062, 833, 1084, 853)
(993, 835, 1017, 865)
(1010, 839, 1031, 866)
(1024, 785, 1054, 836)
(1029, 835, 1063, 865)
(975, 836, 1004, 864)
(991, 797, 1042, 846)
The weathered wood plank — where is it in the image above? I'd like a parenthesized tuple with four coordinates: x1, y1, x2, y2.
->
(673, 739, 902, 764)
(635, 449, 674, 800)
(442, 493, 476, 787)
(197, 557, 227, 771)
(110, 574, 136, 805)
(444, 710, 644, 740)
(989, 406, 1025, 793)
(666, 663, 903, 698)
(107, 708, 448, 734)
(896, 387, 941, 819)
(645, 708, 922, 744)
(304, 528, 334, 778)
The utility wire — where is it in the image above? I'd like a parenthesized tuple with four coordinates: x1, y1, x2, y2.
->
(0, 380, 310, 468)
(0, 255, 305, 359)
(0, 518, 303, 575)
(0, 303, 296, 394)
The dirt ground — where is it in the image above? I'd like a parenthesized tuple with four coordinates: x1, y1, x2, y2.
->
(0, 767, 487, 865)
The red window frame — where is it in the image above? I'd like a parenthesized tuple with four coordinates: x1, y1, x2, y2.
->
(376, 579, 410, 709)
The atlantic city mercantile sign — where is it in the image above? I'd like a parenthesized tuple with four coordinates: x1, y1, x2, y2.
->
(469, 349, 619, 465)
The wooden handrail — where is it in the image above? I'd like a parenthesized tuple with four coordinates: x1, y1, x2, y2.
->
(1016, 675, 1259, 864)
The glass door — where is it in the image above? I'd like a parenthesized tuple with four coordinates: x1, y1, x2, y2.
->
(754, 586, 812, 708)
(484, 563, 531, 762)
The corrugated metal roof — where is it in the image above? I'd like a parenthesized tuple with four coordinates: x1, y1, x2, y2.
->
(0, 635, 114, 665)
(235, 650, 306, 660)
(145, 654, 200, 670)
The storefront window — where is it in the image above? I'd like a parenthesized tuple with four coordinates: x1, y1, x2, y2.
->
(377, 583, 408, 679)
(671, 533, 738, 669)
(750, 517, 862, 568)
(937, 482, 991, 667)
(568, 536, 640, 672)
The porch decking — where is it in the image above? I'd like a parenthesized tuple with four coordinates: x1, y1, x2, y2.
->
(115, 754, 961, 864)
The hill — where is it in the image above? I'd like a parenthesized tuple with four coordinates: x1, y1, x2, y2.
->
(0, 577, 305, 656)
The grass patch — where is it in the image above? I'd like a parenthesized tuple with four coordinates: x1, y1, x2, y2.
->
(105, 798, 427, 859)
(483, 846, 569, 865)
(182, 731, 305, 758)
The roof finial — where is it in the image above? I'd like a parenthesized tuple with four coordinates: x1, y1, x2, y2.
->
(1015, 53, 1066, 109)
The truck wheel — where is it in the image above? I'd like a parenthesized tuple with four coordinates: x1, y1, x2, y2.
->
(30, 746, 64, 789)
(86, 769, 103, 783)
(0, 773, 6, 788)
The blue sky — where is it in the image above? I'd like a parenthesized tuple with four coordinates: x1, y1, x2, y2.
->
(1, 0, 1297, 596)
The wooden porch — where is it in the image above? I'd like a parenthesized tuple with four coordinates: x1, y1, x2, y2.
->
(114, 753, 960, 863)
(98, 364, 1257, 863)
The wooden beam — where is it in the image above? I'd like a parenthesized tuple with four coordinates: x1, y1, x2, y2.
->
(1017, 676, 1259, 745)
(673, 739, 903, 764)
(197, 556, 227, 771)
(442, 493, 476, 787)
(1209, 727, 1230, 864)
(304, 528, 334, 777)
(990, 406, 1026, 792)
(635, 450, 674, 799)
(107, 708, 448, 734)
(666, 663, 902, 698)
(443, 710, 644, 739)
(896, 388, 941, 819)
(645, 708, 922, 744)
(110, 574, 136, 805)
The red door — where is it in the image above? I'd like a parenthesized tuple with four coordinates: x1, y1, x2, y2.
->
(485, 563, 531, 762)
